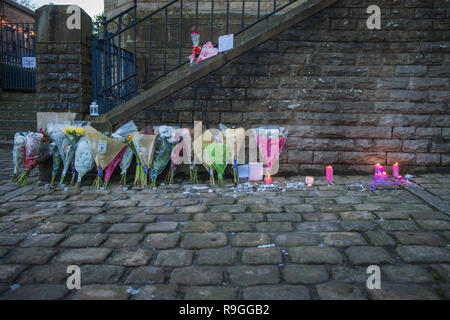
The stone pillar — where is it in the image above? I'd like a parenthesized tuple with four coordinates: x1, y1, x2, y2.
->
(35, 5, 92, 115)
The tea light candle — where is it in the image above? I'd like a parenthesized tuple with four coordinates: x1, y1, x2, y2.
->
(265, 174, 272, 185)
(305, 176, 314, 186)
(374, 163, 384, 175)
(381, 171, 388, 180)
(374, 163, 381, 174)
(326, 165, 333, 183)
(393, 162, 399, 178)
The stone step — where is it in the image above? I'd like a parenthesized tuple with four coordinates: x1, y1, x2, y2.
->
(93, 0, 339, 129)
(0, 91, 37, 102)
(0, 101, 37, 111)
(0, 120, 36, 131)
(1, 111, 37, 121)
(0, 140, 13, 150)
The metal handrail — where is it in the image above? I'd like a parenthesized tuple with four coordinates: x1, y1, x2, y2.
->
(93, 0, 298, 113)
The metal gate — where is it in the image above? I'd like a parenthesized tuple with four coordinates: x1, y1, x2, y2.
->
(0, 21, 36, 91)
(92, 38, 137, 114)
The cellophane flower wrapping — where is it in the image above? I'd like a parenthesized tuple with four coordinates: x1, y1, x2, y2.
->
(50, 142, 62, 186)
(74, 136, 95, 190)
(47, 123, 83, 185)
(196, 41, 218, 63)
(59, 126, 85, 185)
(189, 31, 201, 65)
(103, 121, 137, 187)
(84, 126, 126, 189)
(187, 128, 198, 184)
(205, 142, 231, 187)
(149, 126, 178, 188)
(103, 146, 128, 187)
(69, 159, 77, 186)
(195, 129, 226, 186)
(222, 125, 246, 183)
(166, 128, 190, 184)
(119, 146, 134, 185)
(12, 132, 26, 181)
(17, 132, 44, 186)
(38, 129, 52, 163)
(111, 121, 138, 142)
(132, 131, 157, 188)
(254, 126, 288, 177)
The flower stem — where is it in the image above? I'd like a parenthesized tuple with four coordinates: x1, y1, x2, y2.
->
(134, 164, 141, 185)
(70, 174, 76, 186)
(17, 171, 30, 186)
(90, 176, 102, 190)
(50, 174, 56, 186)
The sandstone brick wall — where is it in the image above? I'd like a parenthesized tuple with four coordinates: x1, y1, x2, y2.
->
(129, 0, 450, 175)
(35, 5, 93, 114)
(36, 43, 92, 113)
(0, 90, 37, 146)
(105, 0, 295, 19)
(2, 0, 35, 23)
(104, 0, 298, 85)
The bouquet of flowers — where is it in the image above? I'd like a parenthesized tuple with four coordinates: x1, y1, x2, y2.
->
(12, 132, 26, 182)
(189, 30, 201, 65)
(166, 128, 190, 184)
(196, 41, 218, 63)
(254, 126, 288, 181)
(193, 129, 219, 186)
(47, 123, 83, 185)
(73, 136, 95, 190)
(69, 159, 77, 186)
(188, 128, 198, 184)
(204, 142, 232, 187)
(84, 126, 126, 189)
(189, 162, 198, 184)
(222, 126, 246, 183)
(38, 128, 52, 162)
(118, 134, 137, 185)
(149, 126, 178, 188)
(16, 132, 45, 186)
(47, 123, 67, 179)
(49, 142, 62, 186)
(102, 121, 137, 188)
(57, 126, 85, 185)
(132, 130, 157, 188)
(103, 146, 127, 187)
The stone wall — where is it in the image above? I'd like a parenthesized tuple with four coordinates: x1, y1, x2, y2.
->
(104, 0, 299, 87)
(105, 0, 296, 19)
(129, 0, 450, 175)
(0, 90, 37, 147)
(2, 0, 35, 23)
(35, 5, 93, 114)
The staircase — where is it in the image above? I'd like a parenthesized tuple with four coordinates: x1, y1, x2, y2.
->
(91, 0, 338, 130)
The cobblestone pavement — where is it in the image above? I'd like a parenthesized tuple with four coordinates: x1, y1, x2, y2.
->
(0, 150, 449, 300)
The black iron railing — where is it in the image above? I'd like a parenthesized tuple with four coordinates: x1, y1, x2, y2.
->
(0, 21, 36, 91)
(92, 0, 298, 113)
